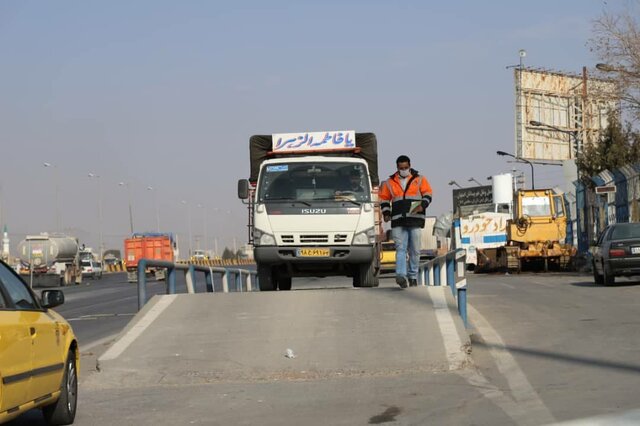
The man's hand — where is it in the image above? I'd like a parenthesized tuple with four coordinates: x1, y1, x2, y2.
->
(383, 213, 391, 223)
(412, 205, 424, 214)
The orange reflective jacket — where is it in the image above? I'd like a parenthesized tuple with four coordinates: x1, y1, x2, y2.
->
(379, 170, 433, 228)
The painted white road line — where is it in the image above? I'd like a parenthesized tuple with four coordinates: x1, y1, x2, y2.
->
(99, 295, 177, 361)
(81, 333, 120, 352)
(468, 303, 555, 425)
(430, 286, 467, 370)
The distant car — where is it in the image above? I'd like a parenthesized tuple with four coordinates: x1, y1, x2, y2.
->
(0, 259, 79, 425)
(592, 223, 640, 285)
(80, 259, 102, 279)
(190, 250, 209, 262)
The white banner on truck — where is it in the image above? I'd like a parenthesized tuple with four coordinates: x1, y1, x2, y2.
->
(272, 130, 356, 153)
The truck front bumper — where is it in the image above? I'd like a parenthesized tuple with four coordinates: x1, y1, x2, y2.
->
(255, 245, 375, 265)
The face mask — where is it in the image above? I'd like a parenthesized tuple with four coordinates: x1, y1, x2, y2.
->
(399, 169, 411, 178)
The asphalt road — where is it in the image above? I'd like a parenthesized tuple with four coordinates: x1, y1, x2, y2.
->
(11, 271, 640, 425)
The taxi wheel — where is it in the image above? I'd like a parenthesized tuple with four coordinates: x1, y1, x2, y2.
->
(43, 350, 78, 425)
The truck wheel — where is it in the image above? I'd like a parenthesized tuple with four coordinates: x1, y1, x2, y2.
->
(353, 262, 378, 288)
(278, 276, 292, 291)
(257, 265, 276, 291)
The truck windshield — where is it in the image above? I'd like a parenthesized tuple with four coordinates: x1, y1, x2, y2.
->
(521, 196, 551, 217)
(258, 162, 371, 203)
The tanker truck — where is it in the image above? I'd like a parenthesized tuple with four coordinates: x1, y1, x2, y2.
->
(17, 234, 82, 287)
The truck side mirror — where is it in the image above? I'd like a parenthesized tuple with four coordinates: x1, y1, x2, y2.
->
(238, 179, 250, 200)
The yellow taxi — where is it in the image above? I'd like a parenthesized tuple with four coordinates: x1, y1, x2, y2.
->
(0, 260, 78, 425)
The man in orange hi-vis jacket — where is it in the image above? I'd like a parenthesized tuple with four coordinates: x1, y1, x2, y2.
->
(379, 155, 433, 288)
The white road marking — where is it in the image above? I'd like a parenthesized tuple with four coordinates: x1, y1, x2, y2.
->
(81, 333, 120, 352)
(99, 295, 177, 361)
(430, 286, 467, 370)
(466, 303, 555, 425)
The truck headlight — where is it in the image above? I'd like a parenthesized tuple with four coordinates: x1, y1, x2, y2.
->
(254, 228, 276, 246)
(352, 227, 376, 245)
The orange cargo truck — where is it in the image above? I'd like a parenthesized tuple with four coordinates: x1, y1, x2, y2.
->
(125, 233, 176, 282)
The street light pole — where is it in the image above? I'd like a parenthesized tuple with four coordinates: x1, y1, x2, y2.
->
(147, 186, 160, 232)
(119, 182, 134, 234)
(44, 162, 61, 232)
(496, 151, 535, 190)
(88, 173, 104, 262)
(468, 177, 483, 187)
(529, 120, 580, 171)
(181, 200, 193, 257)
(198, 204, 208, 256)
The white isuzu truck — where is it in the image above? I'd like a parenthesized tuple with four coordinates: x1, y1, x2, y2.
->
(238, 131, 382, 291)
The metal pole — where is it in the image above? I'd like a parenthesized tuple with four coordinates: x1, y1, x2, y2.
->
(98, 177, 104, 263)
(128, 184, 134, 234)
(154, 188, 160, 232)
(137, 259, 147, 310)
(203, 208, 208, 256)
(55, 167, 60, 232)
(188, 204, 193, 257)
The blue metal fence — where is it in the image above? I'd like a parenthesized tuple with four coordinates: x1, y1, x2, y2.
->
(417, 249, 468, 327)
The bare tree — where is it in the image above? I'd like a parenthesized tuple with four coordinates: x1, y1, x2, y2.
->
(590, 5, 640, 122)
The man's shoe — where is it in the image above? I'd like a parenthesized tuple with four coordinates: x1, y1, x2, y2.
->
(395, 276, 408, 288)
(409, 278, 418, 287)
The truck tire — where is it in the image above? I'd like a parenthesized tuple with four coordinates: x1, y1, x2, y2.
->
(257, 265, 276, 291)
(277, 276, 292, 291)
(353, 262, 378, 288)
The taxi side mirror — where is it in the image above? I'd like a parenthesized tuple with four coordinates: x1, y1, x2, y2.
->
(41, 290, 65, 309)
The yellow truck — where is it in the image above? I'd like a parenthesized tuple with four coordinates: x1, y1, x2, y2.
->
(476, 189, 576, 272)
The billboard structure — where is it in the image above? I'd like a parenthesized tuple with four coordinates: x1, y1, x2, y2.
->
(515, 68, 618, 162)
(452, 185, 494, 217)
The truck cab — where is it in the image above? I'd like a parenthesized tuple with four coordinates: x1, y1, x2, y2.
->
(238, 131, 381, 291)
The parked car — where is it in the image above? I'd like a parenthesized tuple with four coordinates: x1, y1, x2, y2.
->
(80, 259, 102, 279)
(592, 223, 640, 285)
(0, 259, 79, 424)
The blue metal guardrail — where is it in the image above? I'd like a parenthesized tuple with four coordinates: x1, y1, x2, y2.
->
(417, 249, 468, 327)
(136, 252, 468, 327)
(137, 259, 258, 310)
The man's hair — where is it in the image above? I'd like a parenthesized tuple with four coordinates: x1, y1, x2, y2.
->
(396, 155, 411, 165)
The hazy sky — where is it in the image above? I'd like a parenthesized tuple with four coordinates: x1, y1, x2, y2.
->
(0, 0, 626, 255)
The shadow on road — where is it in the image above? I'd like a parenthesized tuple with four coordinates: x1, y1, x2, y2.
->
(475, 341, 640, 375)
(571, 279, 640, 288)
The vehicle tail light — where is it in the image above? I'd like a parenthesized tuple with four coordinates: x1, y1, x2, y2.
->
(609, 249, 626, 257)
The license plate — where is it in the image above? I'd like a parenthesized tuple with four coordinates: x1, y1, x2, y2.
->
(632, 247, 640, 255)
(297, 248, 330, 257)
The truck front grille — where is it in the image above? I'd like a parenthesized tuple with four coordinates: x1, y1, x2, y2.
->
(334, 234, 348, 243)
(281, 235, 295, 244)
(300, 234, 329, 243)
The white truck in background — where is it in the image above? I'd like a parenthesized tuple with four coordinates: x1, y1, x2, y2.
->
(453, 212, 510, 269)
(238, 130, 382, 290)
